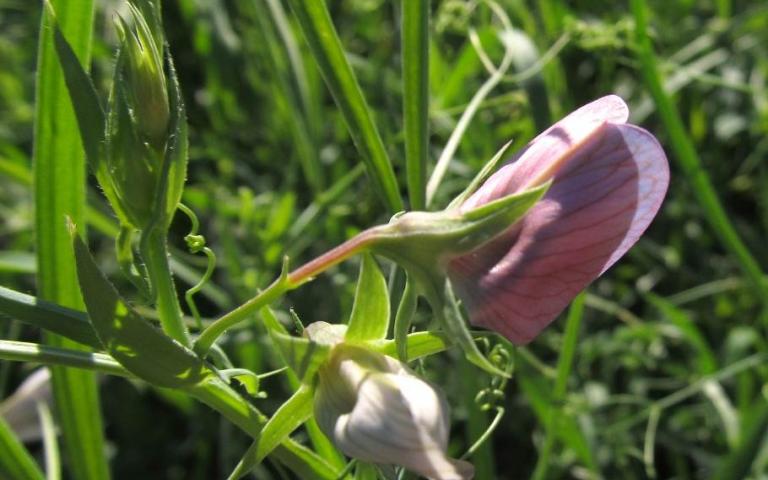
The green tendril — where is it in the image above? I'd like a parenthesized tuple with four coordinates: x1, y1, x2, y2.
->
(462, 341, 513, 460)
(178, 203, 217, 330)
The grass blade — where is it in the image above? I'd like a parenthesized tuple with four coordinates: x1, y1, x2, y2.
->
(712, 401, 768, 480)
(402, 0, 429, 210)
(285, 0, 403, 213)
(631, 0, 768, 309)
(530, 293, 597, 480)
(32, 2, 109, 479)
(0, 416, 45, 480)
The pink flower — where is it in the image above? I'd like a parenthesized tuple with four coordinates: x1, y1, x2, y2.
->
(447, 95, 669, 344)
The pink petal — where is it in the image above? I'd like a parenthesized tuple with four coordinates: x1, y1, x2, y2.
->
(448, 120, 669, 344)
(462, 95, 630, 208)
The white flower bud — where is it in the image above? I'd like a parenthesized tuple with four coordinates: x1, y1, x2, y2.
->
(314, 344, 474, 480)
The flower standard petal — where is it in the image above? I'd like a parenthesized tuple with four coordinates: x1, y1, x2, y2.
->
(448, 98, 669, 344)
(462, 95, 630, 206)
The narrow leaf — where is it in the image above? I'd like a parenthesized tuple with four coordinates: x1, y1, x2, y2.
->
(0, 286, 100, 349)
(51, 13, 104, 172)
(72, 229, 210, 388)
(0, 416, 45, 480)
(285, 0, 403, 213)
(345, 254, 390, 342)
(33, 2, 109, 478)
(256, 384, 315, 461)
(393, 277, 418, 361)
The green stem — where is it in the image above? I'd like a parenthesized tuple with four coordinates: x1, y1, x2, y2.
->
(402, 0, 429, 210)
(141, 228, 190, 346)
(194, 229, 377, 356)
(0, 340, 129, 377)
(531, 292, 586, 480)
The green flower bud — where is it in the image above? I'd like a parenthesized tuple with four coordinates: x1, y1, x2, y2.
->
(101, 1, 187, 231)
(115, 4, 168, 147)
(314, 344, 474, 479)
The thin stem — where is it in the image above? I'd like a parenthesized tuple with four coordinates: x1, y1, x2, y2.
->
(140, 228, 190, 346)
(402, 0, 429, 210)
(194, 229, 377, 356)
(531, 292, 586, 480)
(287, 228, 378, 285)
(425, 26, 516, 206)
(0, 340, 129, 377)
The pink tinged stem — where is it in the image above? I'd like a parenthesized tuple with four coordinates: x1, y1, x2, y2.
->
(287, 229, 378, 286)
(195, 229, 377, 356)
(448, 96, 669, 344)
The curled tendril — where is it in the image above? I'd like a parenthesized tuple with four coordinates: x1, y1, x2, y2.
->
(177, 203, 217, 330)
(462, 341, 513, 459)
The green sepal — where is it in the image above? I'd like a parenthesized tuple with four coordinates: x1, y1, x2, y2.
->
(393, 277, 417, 361)
(268, 331, 331, 383)
(71, 224, 211, 387)
(447, 140, 515, 209)
(160, 49, 188, 224)
(116, 226, 150, 297)
(441, 280, 509, 378)
(371, 181, 550, 277)
(369, 330, 450, 361)
(345, 253, 390, 342)
(262, 314, 336, 383)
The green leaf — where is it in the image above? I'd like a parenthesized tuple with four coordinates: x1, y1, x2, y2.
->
(34, 2, 110, 479)
(270, 440, 340, 480)
(72, 229, 210, 388)
(0, 416, 45, 480)
(256, 384, 314, 462)
(0, 286, 100, 349)
(345, 254, 390, 342)
(51, 13, 104, 174)
(285, 0, 403, 213)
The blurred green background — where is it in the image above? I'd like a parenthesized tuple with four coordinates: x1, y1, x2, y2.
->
(1, 0, 768, 478)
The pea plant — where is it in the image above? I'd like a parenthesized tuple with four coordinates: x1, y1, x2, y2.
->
(0, 1, 679, 479)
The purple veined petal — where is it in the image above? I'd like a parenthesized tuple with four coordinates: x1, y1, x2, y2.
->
(463, 95, 630, 208)
(448, 121, 669, 344)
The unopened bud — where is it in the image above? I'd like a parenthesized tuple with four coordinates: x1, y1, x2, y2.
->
(314, 344, 474, 480)
(115, 4, 169, 147)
